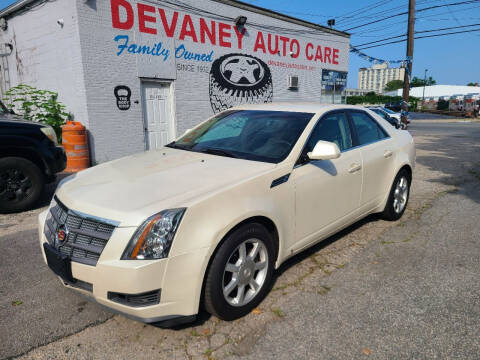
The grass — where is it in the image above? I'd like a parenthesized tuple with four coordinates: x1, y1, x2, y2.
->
(271, 307, 285, 318)
(317, 286, 331, 295)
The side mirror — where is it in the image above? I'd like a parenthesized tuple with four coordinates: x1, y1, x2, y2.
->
(307, 140, 341, 161)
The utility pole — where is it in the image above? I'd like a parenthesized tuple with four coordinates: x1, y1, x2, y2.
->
(401, 0, 415, 124)
(422, 68, 428, 110)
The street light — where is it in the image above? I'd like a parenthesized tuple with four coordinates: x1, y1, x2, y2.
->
(422, 69, 428, 110)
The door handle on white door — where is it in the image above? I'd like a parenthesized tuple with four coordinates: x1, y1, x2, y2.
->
(384, 150, 393, 158)
(348, 163, 362, 173)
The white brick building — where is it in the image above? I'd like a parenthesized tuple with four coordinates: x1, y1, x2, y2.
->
(358, 63, 405, 94)
(0, 0, 350, 163)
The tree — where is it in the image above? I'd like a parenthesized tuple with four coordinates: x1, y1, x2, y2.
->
(385, 80, 404, 91)
(411, 76, 436, 87)
(467, 82, 479, 86)
(3, 84, 70, 141)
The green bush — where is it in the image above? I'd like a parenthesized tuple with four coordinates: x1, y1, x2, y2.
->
(3, 84, 70, 142)
(346, 93, 418, 111)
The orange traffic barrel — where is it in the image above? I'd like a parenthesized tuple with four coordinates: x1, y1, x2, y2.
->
(62, 121, 90, 172)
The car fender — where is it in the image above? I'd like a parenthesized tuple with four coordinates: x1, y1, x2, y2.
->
(167, 166, 295, 312)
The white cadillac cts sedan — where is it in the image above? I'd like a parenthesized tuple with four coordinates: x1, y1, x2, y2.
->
(38, 103, 415, 326)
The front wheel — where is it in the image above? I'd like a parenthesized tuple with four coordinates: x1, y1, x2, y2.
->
(0, 157, 45, 213)
(381, 169, 411, 221)
(203, 223, 275, 320)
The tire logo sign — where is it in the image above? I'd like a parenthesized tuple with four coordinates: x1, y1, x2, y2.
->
(219, 55, 265, 86)
(209, 53, 273, 114)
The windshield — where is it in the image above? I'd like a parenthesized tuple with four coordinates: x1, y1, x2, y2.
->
(382, 107, 396, 114)
(169, 110, 314, 163)
(370, 108, 385, 116)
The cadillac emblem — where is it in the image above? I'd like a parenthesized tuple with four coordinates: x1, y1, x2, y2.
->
(56, 225, 68, 244)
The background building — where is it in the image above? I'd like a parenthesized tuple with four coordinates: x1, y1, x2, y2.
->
(0, 0, 350, 163)
(342, 88, 376, 97)
(384, 84, 480, 98)
(358, 63, 405, 93)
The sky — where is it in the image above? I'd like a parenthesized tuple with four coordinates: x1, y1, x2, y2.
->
(0, 0, 479, 88)
(241, 0, 480, 88)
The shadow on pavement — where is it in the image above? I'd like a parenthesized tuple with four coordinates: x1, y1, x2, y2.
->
(415, 130, 480, 204)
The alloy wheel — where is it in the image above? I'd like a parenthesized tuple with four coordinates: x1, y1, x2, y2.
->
(222, 238, 269, 307)
(0, 168, 33, 203)
(393, 176, 409, 214)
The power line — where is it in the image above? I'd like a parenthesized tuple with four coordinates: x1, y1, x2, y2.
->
(336, 0, 394, 20)
(356, 27, 480, 50)
(353, 22, 480, 47)
(417, 22, 480, 33)
(343, 0, 480, 31)
(354, 34, 406, 48)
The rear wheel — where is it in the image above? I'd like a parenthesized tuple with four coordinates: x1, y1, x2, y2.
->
(381, 169, 411, 221)
(204, 223, 275, 320)
(0, 157, 44, 213)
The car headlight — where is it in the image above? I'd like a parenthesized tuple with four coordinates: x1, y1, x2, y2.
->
(121, 208, 186, 260)
(40, 126, 58, 145)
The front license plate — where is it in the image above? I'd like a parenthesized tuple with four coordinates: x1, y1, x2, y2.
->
(43, 243, 75, 283)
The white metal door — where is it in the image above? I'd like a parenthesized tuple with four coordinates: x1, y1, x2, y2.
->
(142, 81, 174, 150)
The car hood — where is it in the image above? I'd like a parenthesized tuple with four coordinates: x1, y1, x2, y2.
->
(55, 148, 276, 226)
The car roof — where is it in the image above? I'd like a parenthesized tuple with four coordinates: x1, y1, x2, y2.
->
(231, 102, 369, 114)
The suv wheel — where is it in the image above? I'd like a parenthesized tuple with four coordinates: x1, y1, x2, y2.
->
(0, 157, 45, 213)
(204, 223, 275, 320)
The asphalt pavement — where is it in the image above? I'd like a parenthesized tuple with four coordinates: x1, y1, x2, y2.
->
(235, 167, 480, 359)
(234, 121, 480, 359)
(1, 118, 479, 359)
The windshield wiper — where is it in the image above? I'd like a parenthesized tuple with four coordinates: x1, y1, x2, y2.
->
(200, 148, 238, 158)
(166, 142, 194, 151)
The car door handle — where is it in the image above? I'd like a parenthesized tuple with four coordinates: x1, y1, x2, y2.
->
(384, 150, 393, 158)
(348, 163, 362, 173)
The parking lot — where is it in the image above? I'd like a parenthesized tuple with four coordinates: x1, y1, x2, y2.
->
(1, 118, 479, 359)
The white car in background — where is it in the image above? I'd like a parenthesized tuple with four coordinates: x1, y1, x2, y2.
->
(38, 103, 415, 326)
(367, 106, 407, 129)
(382, 106, 410, 125)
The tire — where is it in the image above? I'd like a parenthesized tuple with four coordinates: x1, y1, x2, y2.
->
(381, 169, 411, 221)
(209, 53, 273, 114)
(0, 157, 45, 213)
(204, 223, 275, 320)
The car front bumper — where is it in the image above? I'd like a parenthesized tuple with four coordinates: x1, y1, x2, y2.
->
(43, 145, 67, 180)
(38, 210, 209, 324)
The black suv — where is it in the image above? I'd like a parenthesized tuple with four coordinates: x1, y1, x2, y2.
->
(0, 102, 66, 213)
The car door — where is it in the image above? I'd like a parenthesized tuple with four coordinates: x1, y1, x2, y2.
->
(291, 110, 363, 248)
(347, 110, 396, 209)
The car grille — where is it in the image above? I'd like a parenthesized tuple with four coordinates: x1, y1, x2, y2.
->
(44, 196, 118, 266)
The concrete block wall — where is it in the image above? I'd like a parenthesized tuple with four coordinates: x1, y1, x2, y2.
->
(0, 0, 89, 127)
(74, 0, 349, 163)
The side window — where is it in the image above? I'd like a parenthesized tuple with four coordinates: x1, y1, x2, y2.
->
(305, 112, 352, 152)
(350, 111, 387, 145)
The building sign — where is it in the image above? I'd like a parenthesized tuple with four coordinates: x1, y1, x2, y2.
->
(110, 0, 342, 65)
(114, 85, 131, 110)
(322, 70, 347, 91)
